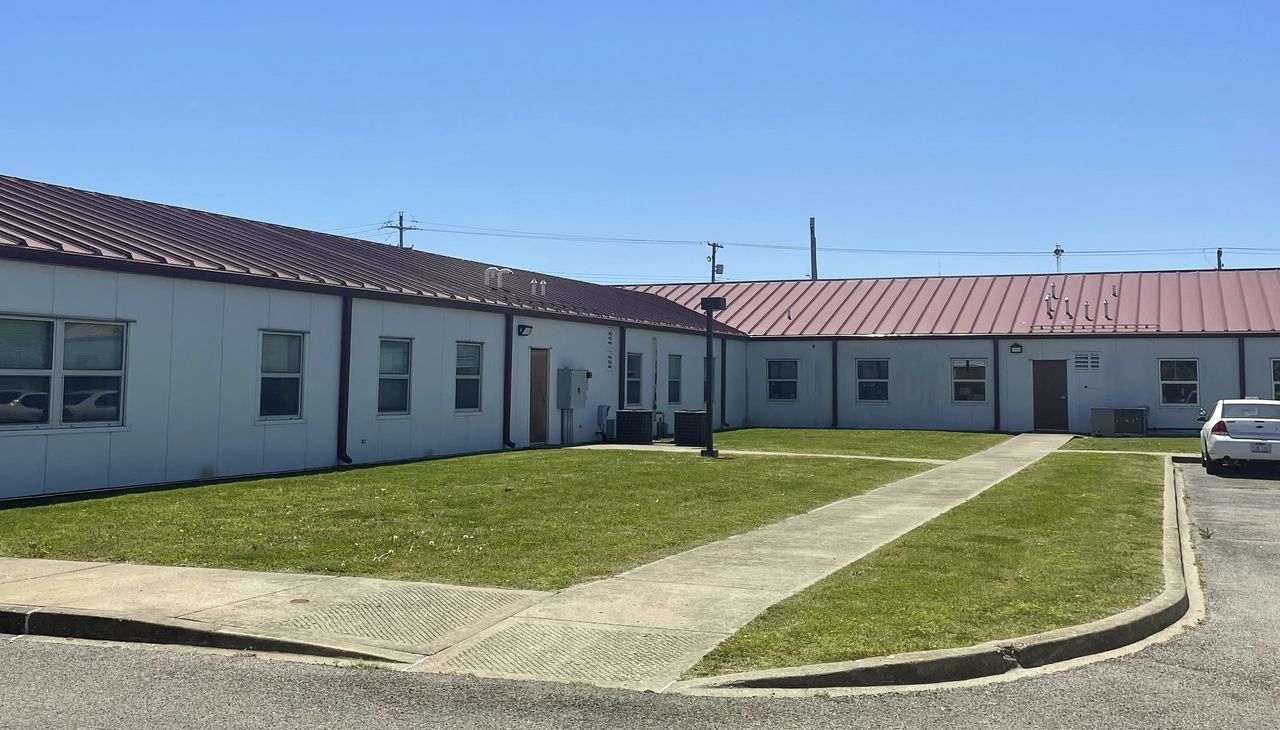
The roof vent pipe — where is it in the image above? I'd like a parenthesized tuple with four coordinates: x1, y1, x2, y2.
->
(1083, 300, 1092, 321)
(1064, 297, 1072, 318)
(1044, 295, 1054, 317)
(539, 280, 547, 296)
(1112, 284, 1119, 298)
(496, 268, 513, 289)
(1050, 282, 1057, 299)
(1103, 299, 1112, 320)
(530, 278, 539, 295)
(485, 266, 500, 287)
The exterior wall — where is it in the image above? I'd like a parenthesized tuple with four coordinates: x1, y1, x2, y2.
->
(835, 339, 997, 431)
(722, 338, 749, 429)
(0, 261, 340, 500)
(743, 340, 836, 428)
(345, 299, 506, 464)
(999, 337, 1250, 433)
(1244, 337, 1280, 401)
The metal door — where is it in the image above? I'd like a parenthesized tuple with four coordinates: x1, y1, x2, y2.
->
(529, 348, 550, 444)
(1032, 360, 1069, 431)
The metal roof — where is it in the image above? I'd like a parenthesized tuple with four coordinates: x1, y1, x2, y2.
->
(0, 175, 736, 335)
(626, 269, 1280, 337)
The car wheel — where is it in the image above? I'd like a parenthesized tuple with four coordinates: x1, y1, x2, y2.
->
(1205, 456, 1224, 476)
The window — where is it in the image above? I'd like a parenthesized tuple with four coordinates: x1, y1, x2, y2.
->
(1073, 352, 1101, 371)
(667, 354, 682, 404)
(1159, 359, 1198, 405)
(856, 359, 889, 402)
(1273, 359, 1279, 400)
(766, 359, 798, 401)
(625, 353, 642, 406)
(0, 316, 125, 429)
(260, 332, 303, 419)
(952, 358, 987, 402)
(378, 338, 411, 414)
(455, 342, 483, 412)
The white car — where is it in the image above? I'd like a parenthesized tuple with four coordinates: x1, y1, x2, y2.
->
(1199, 399, 1280, 474)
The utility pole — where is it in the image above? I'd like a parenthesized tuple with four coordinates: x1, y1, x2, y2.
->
(1053, 244, 1065, 273)
(707, 241, 724, 283)
(809, 217, 818, 280)
(1217, 247, 1224, 270)
(380, 211, 422, 248)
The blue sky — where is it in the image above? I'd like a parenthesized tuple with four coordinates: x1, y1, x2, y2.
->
(4, 2, 1278, 283)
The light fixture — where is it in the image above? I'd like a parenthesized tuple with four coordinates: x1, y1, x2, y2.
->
(517, 324, 533, 337)
(1009, 343, 1023, 354)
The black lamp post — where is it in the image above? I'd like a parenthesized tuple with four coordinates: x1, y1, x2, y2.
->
(699, 296, 727, 457)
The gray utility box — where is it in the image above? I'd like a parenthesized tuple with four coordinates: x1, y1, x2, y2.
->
(556, 368, 589, 409)
(1091, 407, 1149, 436)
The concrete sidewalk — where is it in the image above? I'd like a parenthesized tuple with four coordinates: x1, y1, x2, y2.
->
(579, 442, 952, 465)
(0, 433, 1067, 689)
(423, 433, 1071, 689)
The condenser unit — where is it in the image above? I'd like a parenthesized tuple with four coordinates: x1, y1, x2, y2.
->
(1090, 407, 1149, 436)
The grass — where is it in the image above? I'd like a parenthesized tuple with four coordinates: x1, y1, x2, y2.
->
(689, 452, 1165, 677)
(1062, 435, 1199, 454)
(712, 428, 1009, 460)
(0, 450, 927, 592)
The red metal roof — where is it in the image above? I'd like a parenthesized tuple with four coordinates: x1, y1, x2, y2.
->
(0, 175, 736, 335)
(626, 269, 1280, 337)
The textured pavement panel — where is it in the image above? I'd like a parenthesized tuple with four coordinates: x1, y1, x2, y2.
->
(275, 583, 536, 648)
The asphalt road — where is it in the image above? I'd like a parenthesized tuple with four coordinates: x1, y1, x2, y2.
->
(1, 463, 1276, 729)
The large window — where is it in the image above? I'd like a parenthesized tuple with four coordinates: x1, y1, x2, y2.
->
(1273, 359, 1279, 400)
(625, 353, 642, 406)
(1159, 359, 1198, 405)
(455, 342, 483, 412)
(766, 359, 798, 401)
(378, 338, 411, 415)
(667, 354, 682, 404)
(0, 316, 125, 428)
(951, 358, 987, 402)
(260, 332, 304, 419)
(856, 359, 889, 402)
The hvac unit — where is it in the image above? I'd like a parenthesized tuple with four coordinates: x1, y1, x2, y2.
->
(673, 410, 709, 447)
(615, 409, 654, 445)
(1090, 407, 1149, 436)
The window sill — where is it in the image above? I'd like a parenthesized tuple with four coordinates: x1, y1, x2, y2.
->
(257, 418, 306, 425)
(0, 424, 128, 437)
(950, 400, 990, 406)
(454, 410, 485, 417)
(765, 399, 801, 404)
(376, 413, 412, 420)
(855, 400, 891, 405)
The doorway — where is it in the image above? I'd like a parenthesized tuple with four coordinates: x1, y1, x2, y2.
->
(1032, 359, 1069, 431)
(529, 348, 550, 445)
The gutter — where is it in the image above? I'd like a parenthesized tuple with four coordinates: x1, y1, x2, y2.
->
(502, 314, 515, 448)
(336, 295, 353, 464)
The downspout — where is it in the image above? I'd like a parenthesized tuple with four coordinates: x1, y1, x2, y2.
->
(336, 295, 353, 464)
(992, 337, 1002, 433)
(719, 337, 728, 428)
(617, 326, 627, 410)
(502, 313, 515, 448)
(1237, 336, 1247, 398)
(831, 339, 839, 428)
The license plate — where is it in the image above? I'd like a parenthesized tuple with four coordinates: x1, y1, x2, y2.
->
(1251, 443, 1272, 454)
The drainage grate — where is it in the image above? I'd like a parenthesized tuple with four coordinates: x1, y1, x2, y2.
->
(276, 584, 529, 648)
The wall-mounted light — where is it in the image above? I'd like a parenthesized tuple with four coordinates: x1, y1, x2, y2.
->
(1009, 343, 1023, 354)
(517, 324, 533, 337)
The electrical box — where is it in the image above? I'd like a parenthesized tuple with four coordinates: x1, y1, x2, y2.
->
(1090, 407, 1149, 436)
(556, 368, 589, 409)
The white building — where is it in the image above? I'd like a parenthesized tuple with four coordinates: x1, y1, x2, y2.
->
(2, 174, 1277, 500)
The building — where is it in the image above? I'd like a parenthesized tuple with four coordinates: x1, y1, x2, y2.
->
(1, 174, 1278, 500)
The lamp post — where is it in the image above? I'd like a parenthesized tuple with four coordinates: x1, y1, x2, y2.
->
(699, 296, 727, 457)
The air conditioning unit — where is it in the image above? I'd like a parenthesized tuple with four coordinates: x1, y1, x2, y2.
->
(1090, 407, 1149, 436)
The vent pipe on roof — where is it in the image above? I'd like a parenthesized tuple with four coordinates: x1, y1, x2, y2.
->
(539, 280, 547, 296)
(496, 268, 513, 289)
(1112, 284, 1119, 298)
(1103, 299, 1112, 320)
(1083, 301, 1092, 321)
(1064, 297, 1072, 318)
(530, 278, 539, 296)
(1044, 295, 1054, 317)
(485, 266, 500, 287)
(1049, 282, 1057, 299)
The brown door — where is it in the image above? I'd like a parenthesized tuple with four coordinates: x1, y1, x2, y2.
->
(1032, 360, 1069, 431)
(529, 348, 550, 444)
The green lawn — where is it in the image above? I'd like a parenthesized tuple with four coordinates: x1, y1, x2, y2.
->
(690, 452, 1165, 677)
(0, 450, 927, 592)
(1062, 436, 1199, 454)
(712, 428, 1009, 460)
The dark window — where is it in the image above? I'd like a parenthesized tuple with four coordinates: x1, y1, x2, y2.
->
(1159, 359, 1198, 405)
(856, 359, 889, 402)
(766, 360, 798, 401)
(1, 317, 126, 428)
(260, 332, 304, 419)
(378, 339, 411, 414)
(952, 359, 987, 402)
(455, 343, 483, 411)
(667, 354, 682, 404)
(625, 353, 642, 406)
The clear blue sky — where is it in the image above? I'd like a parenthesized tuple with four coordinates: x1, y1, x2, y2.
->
(4, 2, 1278, 283)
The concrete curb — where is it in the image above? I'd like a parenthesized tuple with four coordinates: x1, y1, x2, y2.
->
(674, 455, 1192, 692)
(0, 603, 413, 664)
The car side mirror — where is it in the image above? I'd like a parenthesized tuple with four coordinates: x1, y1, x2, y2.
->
(1195, 409, 1208, 423)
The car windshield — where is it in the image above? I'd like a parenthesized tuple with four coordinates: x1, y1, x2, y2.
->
(1222, 403, 1280, 419)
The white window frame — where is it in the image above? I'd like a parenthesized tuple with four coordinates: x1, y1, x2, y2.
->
(455, 342, 484, 413)
(1073, 352, 1101, 371)
(1273, 358, 1280, 401)
(766, 359, 799, 402)
(667, 354, 682, 404)
(855, 358, 890, 403)
(377, 337, 412, 416)
(625, 353, 643, 407)
(0, 315, 128, 431)
(1158, 358, 1199, 407)
(259, 331, 305, 421)
(951, 358, 988, 404)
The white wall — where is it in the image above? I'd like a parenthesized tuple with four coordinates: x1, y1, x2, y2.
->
(1244, 337, 1280, 401)
(0, 261, 340, 500)
(743, 340, 836, 428)
(346, 299, 506, 464)
(1000, 337, 1245, 433)
(835, 339, 997, 431)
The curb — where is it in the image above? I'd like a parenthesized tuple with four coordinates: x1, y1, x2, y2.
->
(0, 603, 410, 663)
(675, 455, 1192, 692)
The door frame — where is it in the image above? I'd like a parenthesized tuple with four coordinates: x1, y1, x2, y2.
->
(529, 348, 550, 445)
(1031, 359, 1069, 432)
